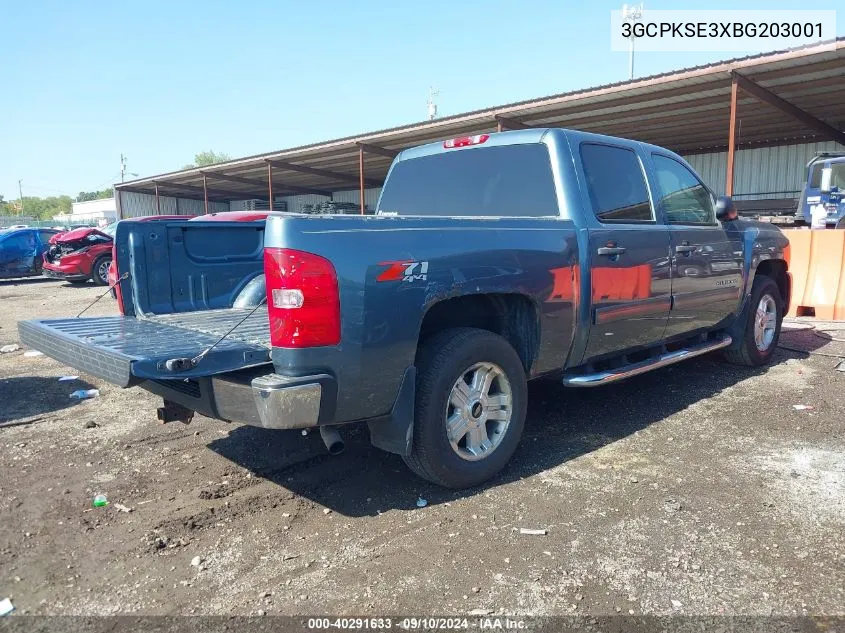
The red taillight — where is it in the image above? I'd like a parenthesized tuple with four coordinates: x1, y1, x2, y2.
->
(443, 134, 489, 149)
(264, 248, 340, 348)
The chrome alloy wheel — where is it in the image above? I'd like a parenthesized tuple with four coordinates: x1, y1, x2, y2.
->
(754, 294, 777, 352)
(445, 362, 512, 462)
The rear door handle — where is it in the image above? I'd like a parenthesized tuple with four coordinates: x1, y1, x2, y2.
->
(675, 245, 697, 254)
(597, 246, 626, 256)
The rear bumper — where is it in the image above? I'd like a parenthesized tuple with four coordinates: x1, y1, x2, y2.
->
(18, 314, 337, 431)
(143, 369, 337, 430)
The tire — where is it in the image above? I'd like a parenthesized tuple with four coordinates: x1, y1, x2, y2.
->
(403, 327, 527, 489)
(91, 256, 111, 286)
(723, 275, 783, 366)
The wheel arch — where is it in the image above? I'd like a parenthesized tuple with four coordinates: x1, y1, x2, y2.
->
(755, 259, 790, 311)
(417, 293, 541, 376)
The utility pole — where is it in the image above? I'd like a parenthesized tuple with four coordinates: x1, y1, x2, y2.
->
(18, 179, 24, 216)
(119, 156, 139, 184)
(427, 87, 439, 121)
(622, 3, 643, 80)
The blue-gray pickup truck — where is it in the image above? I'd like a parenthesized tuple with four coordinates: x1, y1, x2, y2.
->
(19, 129, 790, 488)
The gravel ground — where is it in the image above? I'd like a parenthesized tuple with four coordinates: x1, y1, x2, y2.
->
(0, 277, 843, 617)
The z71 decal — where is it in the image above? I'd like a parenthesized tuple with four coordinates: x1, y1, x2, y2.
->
(377, 260, 429, 283)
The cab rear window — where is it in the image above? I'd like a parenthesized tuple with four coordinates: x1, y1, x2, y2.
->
(377, 144, 559, 217)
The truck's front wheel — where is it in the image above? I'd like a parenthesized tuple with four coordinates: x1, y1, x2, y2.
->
(404, 328, 527, 489)
(724, 275, 783, 366)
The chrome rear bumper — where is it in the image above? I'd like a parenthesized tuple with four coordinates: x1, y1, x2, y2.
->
(212, 372, 331, 429)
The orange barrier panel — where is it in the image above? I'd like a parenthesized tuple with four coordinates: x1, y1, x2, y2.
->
(783, 229, 845, 320)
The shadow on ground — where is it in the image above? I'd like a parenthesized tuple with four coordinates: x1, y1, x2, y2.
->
(0, 375, 97, 422)
(208, 350, 792, 517)
(0, 277, 58, 287)
(779, 325, 844, 355)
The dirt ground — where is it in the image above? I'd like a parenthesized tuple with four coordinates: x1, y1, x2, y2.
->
(1, 276, 844, 618)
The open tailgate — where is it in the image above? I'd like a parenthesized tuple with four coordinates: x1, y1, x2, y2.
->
(19, 315, 271, 387)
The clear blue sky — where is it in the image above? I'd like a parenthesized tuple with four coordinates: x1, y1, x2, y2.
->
(1, 0, 841, 201)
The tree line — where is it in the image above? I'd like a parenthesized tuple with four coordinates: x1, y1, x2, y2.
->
(0, 189, 112, 220)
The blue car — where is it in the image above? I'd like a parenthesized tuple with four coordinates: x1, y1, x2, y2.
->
(0, 228, 62, 279)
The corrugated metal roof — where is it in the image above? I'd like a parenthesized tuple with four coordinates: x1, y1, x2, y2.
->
(116, 38, 845, 202)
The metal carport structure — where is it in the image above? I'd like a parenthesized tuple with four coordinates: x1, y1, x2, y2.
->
(115, 38, 845, 217)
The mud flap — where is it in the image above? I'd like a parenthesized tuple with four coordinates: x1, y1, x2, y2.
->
(725, 291, 754, 353)
(367, 366, 415, 456)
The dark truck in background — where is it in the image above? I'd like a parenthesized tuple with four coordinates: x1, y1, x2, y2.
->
(20, 129, 790, 488)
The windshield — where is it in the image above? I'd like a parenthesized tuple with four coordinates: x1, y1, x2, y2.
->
(830, 164, 845, 190)
(810, 162, 845, 190)
(101, 222, 119, 236)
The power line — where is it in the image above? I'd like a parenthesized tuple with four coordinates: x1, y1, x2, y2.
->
(92, 173, 123, 191)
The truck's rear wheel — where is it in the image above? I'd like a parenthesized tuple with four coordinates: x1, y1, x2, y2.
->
(724, 275, 783, 366)
(403, 328, 527, 489)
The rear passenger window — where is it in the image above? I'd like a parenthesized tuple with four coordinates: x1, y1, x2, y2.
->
(580, 144, 652, 223)
(651, 154, 715, 225)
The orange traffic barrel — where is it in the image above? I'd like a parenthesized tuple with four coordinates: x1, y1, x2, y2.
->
(783, 229, 845, 320)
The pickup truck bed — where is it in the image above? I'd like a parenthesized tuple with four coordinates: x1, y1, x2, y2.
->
(148, 307, 270, 347)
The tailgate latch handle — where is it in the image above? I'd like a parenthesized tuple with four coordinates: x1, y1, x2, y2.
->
(163, 357, 200, 372)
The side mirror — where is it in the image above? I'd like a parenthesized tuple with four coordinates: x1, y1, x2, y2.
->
(820, 167, 833, 194)
(715, 195, 737, 221)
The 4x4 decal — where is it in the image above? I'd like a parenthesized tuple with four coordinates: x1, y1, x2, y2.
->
(376, 260, 429, 282)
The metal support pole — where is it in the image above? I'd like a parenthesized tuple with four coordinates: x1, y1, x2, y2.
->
(202, 175, 209, 215)
(359, 146, 365, 215)
(155, 182, 161, 213)
(726, 75, 739, 197)
(267, 163, 274, 212)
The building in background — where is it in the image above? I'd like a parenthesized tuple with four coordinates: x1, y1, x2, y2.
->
(54, 198, 117, 226)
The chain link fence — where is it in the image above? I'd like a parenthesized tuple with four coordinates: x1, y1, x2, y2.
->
(0, 216, 98, 230)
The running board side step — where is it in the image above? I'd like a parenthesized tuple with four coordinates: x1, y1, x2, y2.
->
(562, 336, 732, 388)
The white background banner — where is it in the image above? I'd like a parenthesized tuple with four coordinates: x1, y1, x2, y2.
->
(610, 9, 837, 52)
